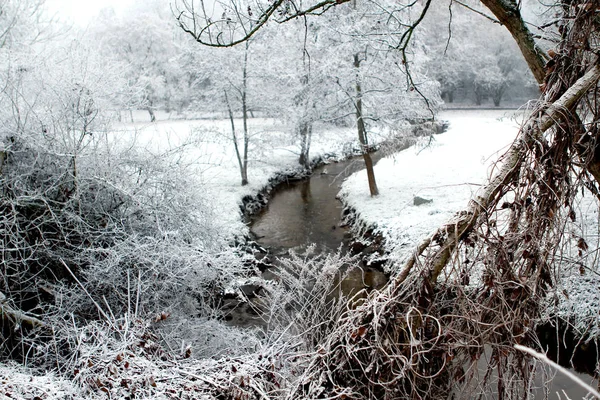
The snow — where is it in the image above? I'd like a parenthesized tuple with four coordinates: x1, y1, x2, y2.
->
(339, 109, 523, 267)
(107, 117, 394, 242)
(340, 109, 600, 340)
(0, 363, 77, 399)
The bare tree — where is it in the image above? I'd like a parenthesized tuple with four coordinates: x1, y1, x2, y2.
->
(353, 52, 378, 196)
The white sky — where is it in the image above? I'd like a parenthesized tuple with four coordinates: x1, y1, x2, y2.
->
(44, 0, 136, 25)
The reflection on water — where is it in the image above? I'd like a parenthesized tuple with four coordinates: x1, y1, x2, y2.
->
(252, 155, 380, 253)
(250, 153, 388, 306)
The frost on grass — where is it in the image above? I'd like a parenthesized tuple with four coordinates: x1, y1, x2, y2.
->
(0, 363, 77, 399)
(61, 318, 290, 399)
(259, 245, 357, 347)
(0, 249, 357, 399)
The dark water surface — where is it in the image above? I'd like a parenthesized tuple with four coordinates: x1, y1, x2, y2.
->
(251, 154, 380, 253)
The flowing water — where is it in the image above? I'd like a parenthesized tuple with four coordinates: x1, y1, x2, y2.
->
(252, 155, 376, 252)
(222, 153, 388, 327)
(230, 113, 598, 396)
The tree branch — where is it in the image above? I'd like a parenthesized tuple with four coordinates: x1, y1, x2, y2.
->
(479, 0, 546, 85)
(394, 61, 600, 286)
(0, 291, 46, 329)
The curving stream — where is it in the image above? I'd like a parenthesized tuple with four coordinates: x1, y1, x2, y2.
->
(222, 152, 388, 328)
(251, 155, 377, 253)
(233, 113, 598, 396)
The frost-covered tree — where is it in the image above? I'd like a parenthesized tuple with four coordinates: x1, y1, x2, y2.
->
(422, 1, 534, 106)
(91, 2, 186, 120)
(177, 0, 440, 195)
(307, 0, 440, 195)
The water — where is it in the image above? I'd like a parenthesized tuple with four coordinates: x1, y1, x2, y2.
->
(251, 156, 377, 253)
(220, 153, 388, 327)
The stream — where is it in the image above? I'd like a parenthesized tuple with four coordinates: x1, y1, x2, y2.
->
(222, 152, 388, 328)
(251, 154, 378, 253)
(224, 113, 598, 397)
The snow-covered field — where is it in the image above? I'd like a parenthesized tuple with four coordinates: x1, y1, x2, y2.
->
(340, 109, 523, 265)
(108, 117, 394, 240)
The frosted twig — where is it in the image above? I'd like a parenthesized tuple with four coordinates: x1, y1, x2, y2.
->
(515, 344, 600, 399)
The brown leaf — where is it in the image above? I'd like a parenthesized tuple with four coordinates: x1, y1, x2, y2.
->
(577, 237, 589, 251)
(358, 326, 368, 338)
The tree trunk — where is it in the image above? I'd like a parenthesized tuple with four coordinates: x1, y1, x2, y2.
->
(225, 90, 247, 186)
(147, 106, 156, 122)
(479, 0, 546, 86)
(480, 0, 600, 188)
(492, 85, 504, 107)
(296, 69, 313, 169)
(354, 53, 378, 197)
(411, 63, 600, 287)
(474, 85, 484, 106)
(241, 43, 250, 186)
(298, 120, 312, 169)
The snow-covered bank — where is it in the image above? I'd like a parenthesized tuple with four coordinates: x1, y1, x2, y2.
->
(340, 109, 600, 343)
(340, 109, 523, 267)
(109, 118, 399, 241)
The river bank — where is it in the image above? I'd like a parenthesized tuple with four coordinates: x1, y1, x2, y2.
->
(338, 109, 600, 386)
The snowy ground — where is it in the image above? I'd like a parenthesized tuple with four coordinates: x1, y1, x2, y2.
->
(340, 109, 524, 265)
(340, 109, 600, 341)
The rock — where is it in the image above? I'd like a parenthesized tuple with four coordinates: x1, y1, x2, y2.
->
(256, 259, 272, 272)
(362, 245, 380, 256)
(414, 196, 433, 206)
(367, 257, 388, 270)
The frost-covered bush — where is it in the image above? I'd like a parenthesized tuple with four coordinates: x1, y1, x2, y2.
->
(0, 37, 254, 367)
(259, 246, 357, 348)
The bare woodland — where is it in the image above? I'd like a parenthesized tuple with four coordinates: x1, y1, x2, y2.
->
(2, 0, 600, 399)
